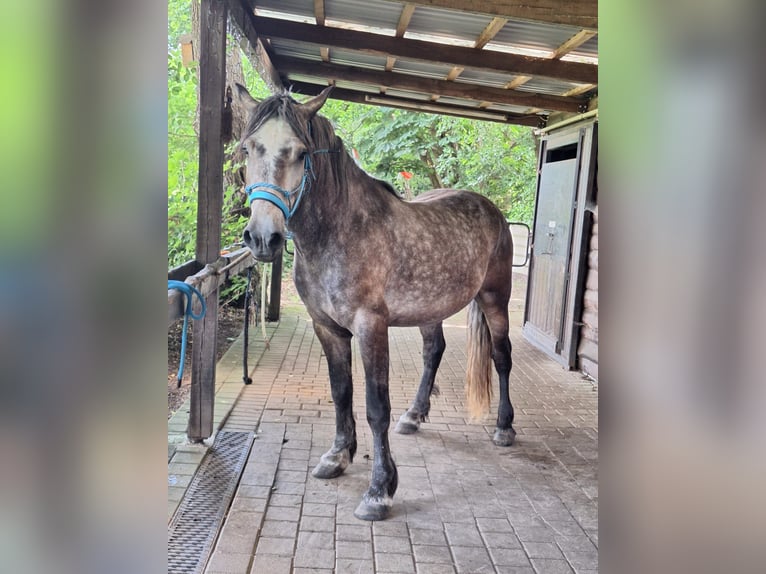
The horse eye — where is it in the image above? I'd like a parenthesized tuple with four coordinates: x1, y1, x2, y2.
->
(298, 150, 307, 160)
(241, 144, 248, 156)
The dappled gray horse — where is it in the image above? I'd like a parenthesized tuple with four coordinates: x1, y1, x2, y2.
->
(237, 85, 516, 521)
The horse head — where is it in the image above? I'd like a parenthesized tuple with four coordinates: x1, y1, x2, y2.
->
(235, 84, 333, 262)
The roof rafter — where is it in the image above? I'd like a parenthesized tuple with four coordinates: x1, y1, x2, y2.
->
(551, 29, 597, 60)
(313, 0, 325, 26)
(396, 3, 416, 37)
(474, 17, 508, 49)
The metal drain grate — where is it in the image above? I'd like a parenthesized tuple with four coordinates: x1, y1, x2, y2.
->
(168, 431, 254, 574)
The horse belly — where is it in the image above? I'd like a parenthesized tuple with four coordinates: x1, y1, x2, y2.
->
(385, 266, 484, 327)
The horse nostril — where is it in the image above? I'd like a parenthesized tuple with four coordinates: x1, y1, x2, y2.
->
(243, 229, 252, 245)
(268, 233, 284, 249)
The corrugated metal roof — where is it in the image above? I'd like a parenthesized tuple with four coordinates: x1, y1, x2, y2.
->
(234, 1, 597, 124)
(455, 69, 517, 89)
(406, 5, 494, 45)
(392, 59, 454, 80)
(325, 0, 402, 32)
(516, 77, 582, 96)
(255, 0, 315, 21)
(570, 35, 598, 58)
(268, 38, 321, 61)
(490, 19, 582, 54)
(329, 49, 387, 71)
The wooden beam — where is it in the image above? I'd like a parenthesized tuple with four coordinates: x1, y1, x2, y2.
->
(385, 56, 396, 72)
(396, 3, 416, 37)
(446, 66, 464, 81)
(168, 259, 203, 282)
(277, 58, 583, 112)
(551, 30, 597, 60)
(562, 83, 596, 97)
(314, 0, 325, 26)
(191, 0, 228, 442)
(505, 75, 532, 89)
(168, 248, 255, 327)
(287, 81, 544, 127)
(320, 47, 330, 62)
(226, 0, 284, 90)
(474, 17, 507, 49)
(253, 15, 597, 84)
(402, 0, 597, 30)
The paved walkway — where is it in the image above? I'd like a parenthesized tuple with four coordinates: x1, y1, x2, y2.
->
(169, 277, 598, 574)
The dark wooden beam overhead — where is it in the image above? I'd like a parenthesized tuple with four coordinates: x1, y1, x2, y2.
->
(253, 16, 597, 84)
(404, 0, 597, 30)
(288, 81, 544, 127)
(276, 57, 583, 113)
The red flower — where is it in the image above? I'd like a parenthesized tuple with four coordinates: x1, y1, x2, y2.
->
(399, 171, 413, 180)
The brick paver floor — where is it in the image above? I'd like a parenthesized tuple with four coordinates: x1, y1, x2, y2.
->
(176, 277, 598, 574)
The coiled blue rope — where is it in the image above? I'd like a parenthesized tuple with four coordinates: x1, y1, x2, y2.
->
(168, 280, 206, 387)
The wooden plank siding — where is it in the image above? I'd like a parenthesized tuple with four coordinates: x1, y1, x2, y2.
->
(577, 203, 598, 379)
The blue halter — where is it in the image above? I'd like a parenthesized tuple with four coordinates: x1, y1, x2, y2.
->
(245, 149, 333, 223)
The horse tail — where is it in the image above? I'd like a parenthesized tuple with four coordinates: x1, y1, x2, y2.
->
(466, 299, 493, 419)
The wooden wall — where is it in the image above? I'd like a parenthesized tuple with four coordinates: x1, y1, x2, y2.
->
(577, 203, 598, 379)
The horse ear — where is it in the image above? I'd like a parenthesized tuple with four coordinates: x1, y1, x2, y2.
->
(234, 83, 260, 111)
(302, 86, 333, 118)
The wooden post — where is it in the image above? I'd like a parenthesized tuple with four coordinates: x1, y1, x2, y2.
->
(188, 0, 227, 442)
(267, 251, 283, 321)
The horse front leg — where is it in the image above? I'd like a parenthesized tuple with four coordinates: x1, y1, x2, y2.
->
(311, 322, 356, 479)
(395, 322, 445, 434)
(354, 313, 398, 521)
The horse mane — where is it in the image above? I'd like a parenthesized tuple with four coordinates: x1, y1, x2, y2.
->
(244, 91, 401, 200)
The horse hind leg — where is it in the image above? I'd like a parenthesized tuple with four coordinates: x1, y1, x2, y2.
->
(476, 291, 516, 447)
(395, 322, 446, 435)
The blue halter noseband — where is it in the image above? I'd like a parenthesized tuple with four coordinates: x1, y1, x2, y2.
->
(245, 149, 334, 224)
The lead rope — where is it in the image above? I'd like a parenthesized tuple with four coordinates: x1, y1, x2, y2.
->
(168, 280, 206, 387)
(260, 262, 270, 349)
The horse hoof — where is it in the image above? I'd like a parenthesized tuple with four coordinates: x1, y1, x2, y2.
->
(353, 495, 393, 521)
(493, 427, 516, 447)
(394, 411, 420, 435)
(311, 448, 350, 479)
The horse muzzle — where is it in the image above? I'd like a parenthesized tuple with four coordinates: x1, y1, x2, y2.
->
(243, 227, 284, 262)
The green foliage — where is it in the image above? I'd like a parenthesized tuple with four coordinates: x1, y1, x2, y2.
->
(319, 105, 539, 226)
(167, 0, 199, 268)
